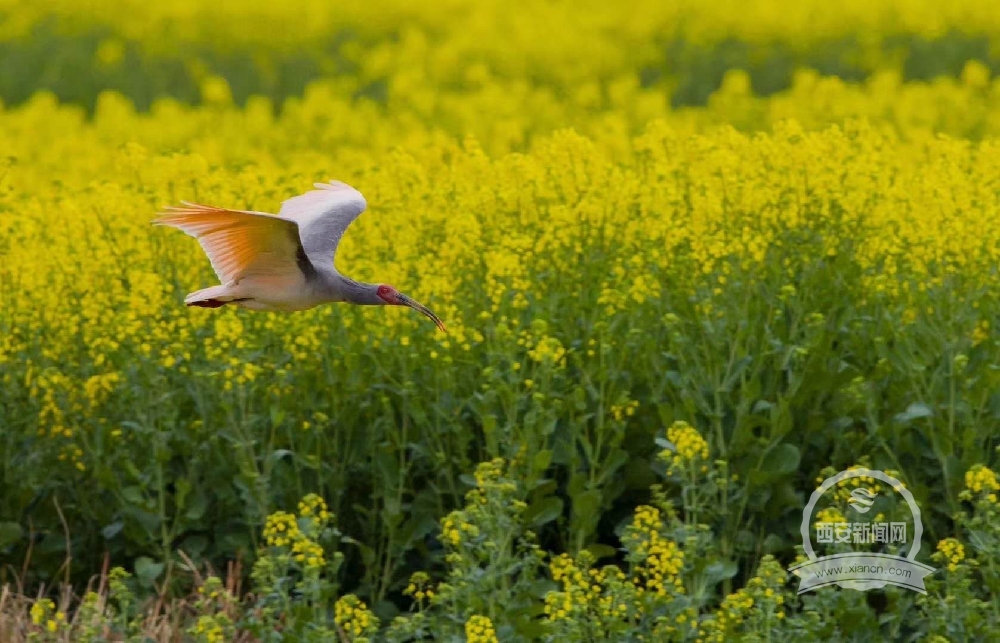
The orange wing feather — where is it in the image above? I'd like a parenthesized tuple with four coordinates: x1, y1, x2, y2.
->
(154, 202, 304, 286)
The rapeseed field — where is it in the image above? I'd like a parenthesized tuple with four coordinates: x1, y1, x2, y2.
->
(1, 1, 999, 640)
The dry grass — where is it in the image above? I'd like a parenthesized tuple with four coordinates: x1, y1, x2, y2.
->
(0, 553, 255, 643)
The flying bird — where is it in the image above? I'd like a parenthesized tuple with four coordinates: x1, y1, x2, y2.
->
(153, 180, 446, 331)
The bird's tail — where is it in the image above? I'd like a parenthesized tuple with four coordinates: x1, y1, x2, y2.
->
(185, 285, 239, 309)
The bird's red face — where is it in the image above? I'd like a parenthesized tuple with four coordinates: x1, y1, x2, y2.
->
(377, 284, 447, 332)
(376, 284, 400, 305)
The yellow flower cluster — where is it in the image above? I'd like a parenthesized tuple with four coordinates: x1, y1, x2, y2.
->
(441, 511, 481, 548)
(403, 571, 435, 603)
(935, 538, 966, 572)
(517, 320, 568, 368)
(29, 598, 65, 633)
(814, 506, 848, 525)
(464, 615, 499, 643)
(666, 421, 709, 462)
(609, 400, 639, 422)
(473, 458, 508, 489)
(298, 493, 332, 525)
(8, 74, 1000, 495)
(964, 464, 1000, 501)
(544, 546, 704, 638)
(544, 552, 632, 626)
(699, 556, 787, 642)
(710, 588, 754, 635)
(824, 466, 903, 502)
(333, 595, 380, 640)
(7, 0, 1000, 79)
(196, 577, 219, 599)
(190, 615, 226, 643)
(291, 537, 326, 569)
(439, 459, 528, 556)
(661, 421, 710, 474)
(82, 371, 122, 409)
(622, 506, 685, 596)
(262, 511, 299, 548)
(526, 335, 568, 367)
(696, 65, 1000, 140)
(971, 320, 991, 346)
(261, 497, 330, 569)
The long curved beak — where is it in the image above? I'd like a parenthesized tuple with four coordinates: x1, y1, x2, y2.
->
(397, 293, 447, 333)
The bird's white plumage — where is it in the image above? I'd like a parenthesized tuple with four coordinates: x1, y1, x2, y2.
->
(277, 180, 368, 270)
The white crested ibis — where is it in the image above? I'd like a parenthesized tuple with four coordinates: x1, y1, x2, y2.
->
(153, 180, 446, 332)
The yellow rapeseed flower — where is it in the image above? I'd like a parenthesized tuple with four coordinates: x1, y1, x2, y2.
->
(965, 464, 1000, 496)
(334, 595, 380, 638)
(465, 615, 499, 643)
(935, 537, 966, 572)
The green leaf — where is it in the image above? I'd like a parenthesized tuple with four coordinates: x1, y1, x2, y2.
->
(703, 560, 738, 585)
(734, 529, 756, 553)
(218, 530, 251, 556)
(356, 541, 376, 567)
(526, 496, 563, 527)
(656, 404, 675, 427)
(894, 402, 933, 424)
(267, 449, 294, 467)
(184, 491, 208, 522)
(602, 448, 629, 479)
(762, 443, 800, 475)
(373, 448, 399, 481)
(586, 543, 617, 561)
(655, 437, 674, 451)
(531, 449, 552, 473)
(761, 533, 786, 554)
(174, 477, 192, 511)
(482, 414, 497, 438)
(567, 472, 587, 498)
(570, 489, 602, 542)
(134, 556, 164, 589)
(0, 522, 23, 550)
(122, 486, 145, 505)
(721, 356, 754, 392)
(101, 521, 124, 540)
(180, 535, 209, 558)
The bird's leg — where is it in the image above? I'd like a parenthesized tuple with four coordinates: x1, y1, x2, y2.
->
(186, 297, 251, 309)
(186, 299, 227, 308)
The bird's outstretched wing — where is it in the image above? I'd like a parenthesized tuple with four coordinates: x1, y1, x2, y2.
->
(154, 203, 310, 286)
(277, 180, 367, 269)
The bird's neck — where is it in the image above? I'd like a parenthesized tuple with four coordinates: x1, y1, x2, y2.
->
(334, 275, 384, 305)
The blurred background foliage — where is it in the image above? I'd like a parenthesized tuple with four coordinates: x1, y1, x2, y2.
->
(3, 1, 1000, 113)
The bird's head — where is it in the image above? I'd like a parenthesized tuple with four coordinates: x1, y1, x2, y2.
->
(377, 284, 447, 332)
